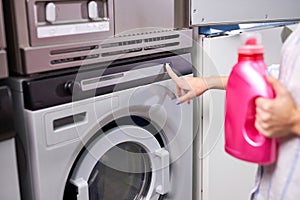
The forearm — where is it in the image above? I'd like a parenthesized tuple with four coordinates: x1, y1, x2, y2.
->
(204, 76, 228, 90)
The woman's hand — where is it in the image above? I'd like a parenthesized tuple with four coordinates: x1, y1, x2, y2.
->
(166, 65, 209, 104)
(255, 76, 300, 138)
(166, 65, 227, 104)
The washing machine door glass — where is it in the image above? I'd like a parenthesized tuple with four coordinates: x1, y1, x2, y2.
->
(88, 142, 151, 200)
(68, 125, 169, 200)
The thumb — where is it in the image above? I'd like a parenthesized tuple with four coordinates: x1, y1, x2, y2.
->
(266, 75, 286, 95)
(177, 91, 194, 104)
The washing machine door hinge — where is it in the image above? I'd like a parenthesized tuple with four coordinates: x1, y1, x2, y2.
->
(69, 178, 89, 200)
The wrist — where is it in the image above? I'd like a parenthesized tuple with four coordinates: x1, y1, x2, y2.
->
(291, 106, 300, 136)
(204, 76, 228, 90)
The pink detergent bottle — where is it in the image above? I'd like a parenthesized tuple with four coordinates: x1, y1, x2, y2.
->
(224, 35, 277, 165)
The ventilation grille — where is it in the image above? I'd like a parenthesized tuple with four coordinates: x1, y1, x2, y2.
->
(101, 42, 180, 57)
(49, 33, 182, 65)
(101, 34, 179, 49)
(144, 34, 179, 42)
(101, 40, 143, 48)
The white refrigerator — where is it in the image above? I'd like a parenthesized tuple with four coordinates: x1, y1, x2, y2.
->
(194, 23, 298, 200)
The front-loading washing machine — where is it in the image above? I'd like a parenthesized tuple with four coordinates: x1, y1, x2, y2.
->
(9, 53, 194, 200)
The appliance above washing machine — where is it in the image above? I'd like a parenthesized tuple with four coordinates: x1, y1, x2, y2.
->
(3, 0, 192, 74)
(0, 0, 7, 79)
(9, 52, 194, 200)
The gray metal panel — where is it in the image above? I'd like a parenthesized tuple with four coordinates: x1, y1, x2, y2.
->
(20, 29, 192, 74)
(0, 139, 21, 200)
(174, 0, 190, 29)
(191, 0, 300, 26)
(0, 50, 8, 78)
(0, 0, 7, 79)
(3, 0, 29, 74)
(192, 27, 203, 200)
(114, 0, 174, 35)
(6, 0, 192, 75)
(0, 0, 6, 48)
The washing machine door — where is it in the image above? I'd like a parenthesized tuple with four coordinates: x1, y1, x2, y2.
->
(68, 125, 169, 200)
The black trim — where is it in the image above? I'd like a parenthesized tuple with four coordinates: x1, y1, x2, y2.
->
(22, 53, 193, 110)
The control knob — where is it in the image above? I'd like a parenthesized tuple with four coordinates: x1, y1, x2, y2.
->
(64, 81, 81, 95)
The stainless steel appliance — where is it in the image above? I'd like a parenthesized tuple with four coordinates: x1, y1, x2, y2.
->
(9, 53, 194, 200)
(4, 0, 192, 74)
(0, 0, 7, 78)
(194, 24, 298, 200)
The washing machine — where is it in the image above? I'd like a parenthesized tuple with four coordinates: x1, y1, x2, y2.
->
(9, 53, 194, 200)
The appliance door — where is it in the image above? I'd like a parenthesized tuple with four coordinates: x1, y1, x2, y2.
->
(67, 125, 169, 200)
(199, 25, 291, 200)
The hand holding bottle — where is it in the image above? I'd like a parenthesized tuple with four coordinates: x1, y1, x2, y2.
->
(255, 76, 300, 138)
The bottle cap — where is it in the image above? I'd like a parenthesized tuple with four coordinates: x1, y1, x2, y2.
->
(238, 33, 264, 54)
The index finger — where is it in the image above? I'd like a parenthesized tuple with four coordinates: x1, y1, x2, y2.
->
(165, 63, 190, 90)
(165, 63, 180, 83)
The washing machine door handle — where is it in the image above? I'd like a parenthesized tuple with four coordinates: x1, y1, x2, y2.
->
(69, 178, 89, 200)
(155, 148, 170, 195)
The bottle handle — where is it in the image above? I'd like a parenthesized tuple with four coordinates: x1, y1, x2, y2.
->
(243, 96, 265, 146)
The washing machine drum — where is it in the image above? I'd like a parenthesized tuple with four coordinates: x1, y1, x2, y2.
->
(64, 124, 169, 200)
